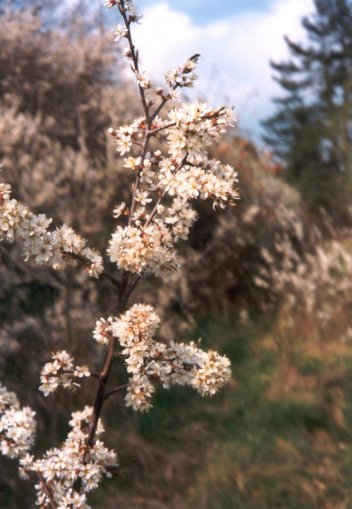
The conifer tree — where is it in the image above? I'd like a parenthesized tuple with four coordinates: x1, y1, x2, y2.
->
(263, 0, 352, 210)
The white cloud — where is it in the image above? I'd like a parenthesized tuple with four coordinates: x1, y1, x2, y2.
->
(132, 0, 314, 137)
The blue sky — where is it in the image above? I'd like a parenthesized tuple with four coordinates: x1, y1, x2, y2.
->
(102, 0, 315, 140)
(139, 0, 274, 24)
(130, 0, 315, 140)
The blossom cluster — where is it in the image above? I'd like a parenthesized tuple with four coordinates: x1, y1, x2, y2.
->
(107, 224, 180, 275)
(107, 103, 238, 276)
(107, 117, 146, 156)
(164, 55, 199, 89)
(0, 183, 103, 278)
(20, 406, 118, 509)
(107, 304, 231, 411)
(167, 103, 234, 159)
(39, 351, 90, 397)
(0, 383, 36, 459)
(93, 317, 114, 345)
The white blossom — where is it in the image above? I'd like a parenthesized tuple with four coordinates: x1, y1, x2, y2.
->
(107, 224, 180, 275)
(20, 407, 117, 509)
(109, 304, 231, 411)
(39, 351, 90, 396)
(167, 102, 234, 160)
(113, 24, 128, 41)
(110, 304, 160, 347)
(93, 317, 114, 345)
(0, 383, 36, 459)
(113, 202, 127, 219)
(135, 71, 151, 89)
(0, 183, 104, 278)
(164, 56, 199, 89)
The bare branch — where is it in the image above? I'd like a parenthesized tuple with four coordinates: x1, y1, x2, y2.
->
(104, 383, 130, 400)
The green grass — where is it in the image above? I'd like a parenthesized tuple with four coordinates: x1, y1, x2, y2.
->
(95, 314, 352, 509)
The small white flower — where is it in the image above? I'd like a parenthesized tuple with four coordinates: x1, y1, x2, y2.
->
(113, 24, 128, 42)
(113, 202, 127, 219)
(116, 135, 132, 155)
(136, 71, 151, 89)
(123, 156, 140, 170)
(93, 317, 113, 345)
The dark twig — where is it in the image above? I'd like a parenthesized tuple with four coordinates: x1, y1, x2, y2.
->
(105, 383, 130, 400)
(36, 473, 56, 509)
(150, 97, 168, 123)
(150, 121, 175, 136)
(118, 2, 150, 122)
(65, 251, 123, 291)
(83, 0, 168, 460)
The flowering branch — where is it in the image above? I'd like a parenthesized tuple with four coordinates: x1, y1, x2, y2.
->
(117, 1, 150, 122)
(65, 251, 123, 290)
(36, 473, 57, 509)
(0, 0, 239, 507)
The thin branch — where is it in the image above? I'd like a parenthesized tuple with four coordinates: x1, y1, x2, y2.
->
(145, 156, 188, 228)
(83, 0, 156, 460)
(150, 121, 175, 136)
(122, 273, 143, 305)
(104, 382, 130, 400)
(84, 338, 120, 450)
(36, 473, 56, 509)
(128, 130, 151, 227)
(144, 189, 168, 227)
(150, 97, 168, 123)
(118, 2, 150, 123)
(83, 270, 140, 452)
(0, 244, 62, 286)
(131, 140, 144, 147)
(113, 352, 125, 358)
(65, 251, 123, 291)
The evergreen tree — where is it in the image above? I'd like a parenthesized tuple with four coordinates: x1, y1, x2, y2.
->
(263, 0, 352, 211)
